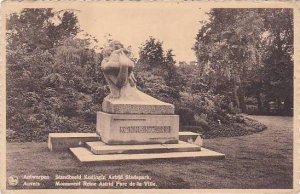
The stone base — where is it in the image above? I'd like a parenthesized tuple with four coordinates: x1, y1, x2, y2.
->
(48, 132, 203, 152)
(96, 111, 179, 145)
(49, 131, 225, 163)
(102, 89, 175, 115)
(48, 133, 100, 151)
(70, 147, 225, 163)
(178, 131, 203, 146)
(86, 140, 201, 155)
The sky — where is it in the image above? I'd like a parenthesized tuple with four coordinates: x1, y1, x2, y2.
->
(6, 3, 210, 62)
(77, 3, 210, 62)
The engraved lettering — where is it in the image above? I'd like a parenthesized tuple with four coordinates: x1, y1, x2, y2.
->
(119, 126, 171, 133)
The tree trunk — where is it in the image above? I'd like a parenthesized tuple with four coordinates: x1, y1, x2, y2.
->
(284, 96, 292, 115)
(238, 86, 246, 113)
(256, 91, 263, 113)
(277, 98, 281, 113)
(233, 80, 240, 110)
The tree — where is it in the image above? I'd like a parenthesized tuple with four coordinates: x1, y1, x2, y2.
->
(48, 11, 79, 47)
(194, 9, 266, 112)
(164, 49, 176, 84)
(194, 8, 293, 114)
(138, 37, 164, 69)
(6, 8, 104, 142)
(261, 9, 293, 114)
(136, 37, 180, 104)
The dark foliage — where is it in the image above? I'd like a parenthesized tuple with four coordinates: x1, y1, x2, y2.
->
(193, 8, 293, 115)
(6, 9, 271, 142)
(6, 9, 106, 142)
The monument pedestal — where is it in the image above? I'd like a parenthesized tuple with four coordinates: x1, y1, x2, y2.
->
(47, 41, 225, 163)
(96, 111, 179, 145)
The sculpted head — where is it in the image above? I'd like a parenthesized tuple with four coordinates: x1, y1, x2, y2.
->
(102, 40, 124, 58)
(101, 40, 136, 99)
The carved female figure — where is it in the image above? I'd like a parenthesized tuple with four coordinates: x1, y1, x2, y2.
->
(101, 41, 136, 99)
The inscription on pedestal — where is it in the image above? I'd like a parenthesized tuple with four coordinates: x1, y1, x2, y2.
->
(120, 126, 171, 133)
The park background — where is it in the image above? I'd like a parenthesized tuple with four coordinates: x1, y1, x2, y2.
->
(4, 4, 294, 189)
(6, 6, 293, 142)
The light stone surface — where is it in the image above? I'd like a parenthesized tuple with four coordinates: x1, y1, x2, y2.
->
(100, 41, 175, 115)
(193, 136, 203, 147)
(88, 142, 167, 155)
(70, 147, 225, 163)
(86, 140, 200, 155)
(102, 87, 174, 114)
(96, 111, 179, 145)
(162, 141, 201, 152)
(48, 133, 100, 151)
(179, 131, 201, 136)
(47, 131, 201, 152)
(178, 131, 202, 143)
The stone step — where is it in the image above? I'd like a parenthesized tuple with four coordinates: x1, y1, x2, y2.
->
(48, 131, 202, 152)
(70, 147, 225, 163)
(178, 131, 202, 145)
(85, 141, 201, 155)
(48, 133, 100, 151)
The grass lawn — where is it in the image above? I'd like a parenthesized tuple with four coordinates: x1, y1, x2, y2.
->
(6, 116, 293, 189)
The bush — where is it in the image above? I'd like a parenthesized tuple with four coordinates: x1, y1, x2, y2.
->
(194, 115, 210, 131)
(177, 108, 196, 126)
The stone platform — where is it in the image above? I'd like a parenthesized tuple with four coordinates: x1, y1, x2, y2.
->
(70, 147, 225, 163)
(86, 140, 201, 155)
(48, 132, 225, 163)
(96, 111, 179, 145)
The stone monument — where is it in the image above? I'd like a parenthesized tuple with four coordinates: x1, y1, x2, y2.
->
(97, 41, 179, 145)
(48, 40, 225, 163)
